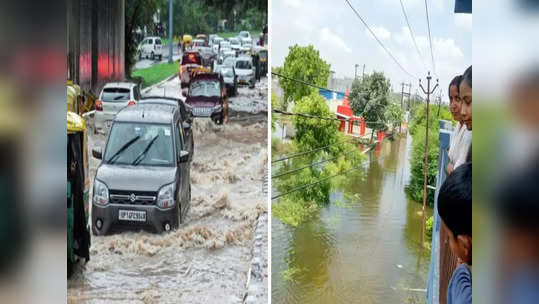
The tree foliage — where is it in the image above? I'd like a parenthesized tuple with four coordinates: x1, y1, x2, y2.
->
(349, 71, 391, 131)
(280, 45, 330, 107)
(405, 104, 453, 206)
(125, 0, 160, 76)
(384, 100, 404, 127)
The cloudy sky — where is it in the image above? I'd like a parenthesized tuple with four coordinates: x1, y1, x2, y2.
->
(271, 0, 471, 101)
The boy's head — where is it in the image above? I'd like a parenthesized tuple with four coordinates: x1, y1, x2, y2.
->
(438, 162, 472, 264)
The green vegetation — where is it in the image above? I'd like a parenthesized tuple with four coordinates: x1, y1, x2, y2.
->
(132, 61, 179, 88)
(426, 216, 433, 239)
(405, 103, 453, 206)
(279, 45, 331, 109)
(125, 0, 160, 76)
(349, 72, 392, 134)
(218, 31, 262, 38)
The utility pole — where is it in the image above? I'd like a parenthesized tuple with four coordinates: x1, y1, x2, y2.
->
(419, 71, 438, 248)
(168, 0, 173, 64)
(362, 64, 365, 80)
(400, 82, 411, 132)
(330, 70, 336, 90)
(355, 64, 359, 80)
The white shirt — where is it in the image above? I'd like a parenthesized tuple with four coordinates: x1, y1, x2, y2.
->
(448, 122, 472, 169)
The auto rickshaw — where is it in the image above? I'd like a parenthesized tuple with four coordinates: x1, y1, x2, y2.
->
(195, 34, 207, 44)
(67, 111, 90, 277)
(67, 80, 96, 115)
(182, 34, 193, 52)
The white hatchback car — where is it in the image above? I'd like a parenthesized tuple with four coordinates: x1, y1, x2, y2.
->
(137, 36, 163, 61)
(95, 82, 141, 134)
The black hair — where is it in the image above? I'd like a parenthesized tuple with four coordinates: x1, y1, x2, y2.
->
(460, 65, 472, 89)
(448, 75, 462, 98)
(438, 162, 472, 237)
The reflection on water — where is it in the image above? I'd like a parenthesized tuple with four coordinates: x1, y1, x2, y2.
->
(272, 135, 433, 303)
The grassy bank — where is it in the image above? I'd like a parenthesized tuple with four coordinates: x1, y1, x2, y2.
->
(131, 61, 179, 88)
(218, 31, 262, 38)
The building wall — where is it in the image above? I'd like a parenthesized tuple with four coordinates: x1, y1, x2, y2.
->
(68, 0, 125, 93)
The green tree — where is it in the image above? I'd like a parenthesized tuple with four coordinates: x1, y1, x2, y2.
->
(384, 100, 404, 128)
(349, 72, 391, 138)
(280, 45, 330, 108)
(125, 0, 160, 76)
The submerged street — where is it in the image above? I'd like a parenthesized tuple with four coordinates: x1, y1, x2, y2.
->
(272, 135, 433, 304)
(67, 77, 268, 304)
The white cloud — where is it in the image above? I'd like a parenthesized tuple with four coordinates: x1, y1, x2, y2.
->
(454, 14, 472, 30)
(319, 27, 352, 53)
(284, 0, 305, 9)
(366, 26, 391, 41)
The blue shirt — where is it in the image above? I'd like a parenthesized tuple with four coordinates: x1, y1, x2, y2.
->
(447, 263, 472, 304)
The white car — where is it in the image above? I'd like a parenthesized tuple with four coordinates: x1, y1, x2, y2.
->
(235, 57, 255, 89)
(228, 37, 241, 51)
(238, 31, 251, 40)
(95, 82, 141, 134)
(137, 37, 163, 61)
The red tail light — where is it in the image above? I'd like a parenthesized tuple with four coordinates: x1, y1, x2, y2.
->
(127, 100, 136, 106)
(95, 100, 103, 111)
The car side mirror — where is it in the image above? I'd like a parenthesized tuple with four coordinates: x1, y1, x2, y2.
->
(178, 150, 189, 163)
(92, 147, 103, 159)
(182, 121, 191, 130)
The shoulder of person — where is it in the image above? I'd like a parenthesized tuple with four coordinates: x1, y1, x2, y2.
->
(447, 264, 472, 304)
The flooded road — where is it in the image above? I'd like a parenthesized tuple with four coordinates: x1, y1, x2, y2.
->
(271, 135, 433, 303)
(68, 77, 268, 304)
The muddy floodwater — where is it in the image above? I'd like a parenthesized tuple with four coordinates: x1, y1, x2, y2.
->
(272, 135, 433, 303)
(68, 78, 268, 304)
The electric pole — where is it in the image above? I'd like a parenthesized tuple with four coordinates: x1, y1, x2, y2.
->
(355, 64, 359, 80)
(330, 70, 336, 90)
(362, 64, 365, 80)
(168, 0, 173, 64)
(419, 72, 438, 248)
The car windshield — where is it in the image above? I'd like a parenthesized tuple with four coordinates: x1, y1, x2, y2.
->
(155, 39, 162, 45)
(102, 88, 130, 102)
(189, 80, 220, 97)
(104, 123, 174, 166)
(236, 60, 251, 69)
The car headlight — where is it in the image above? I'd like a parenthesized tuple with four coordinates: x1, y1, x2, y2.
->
(157, 183, 175, 209)
(93, 179, 109, 206)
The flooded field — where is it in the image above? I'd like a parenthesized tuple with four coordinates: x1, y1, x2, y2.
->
(271, 135, 433, 304)
(68, 77, 268, 304)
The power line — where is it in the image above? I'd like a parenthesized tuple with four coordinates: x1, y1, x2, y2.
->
(344, 0, 417, 79)
(272, 140, 354, 164)
(272, 149, 361, 179)
(399, 0, 427, 72)
(424, 0, 437, 76)
(272, 72, 343, 94)
(271, 155, 387, 200)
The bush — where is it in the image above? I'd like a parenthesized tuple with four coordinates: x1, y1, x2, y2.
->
(426, 216, 434, 239)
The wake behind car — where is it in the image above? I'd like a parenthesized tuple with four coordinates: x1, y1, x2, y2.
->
(91, 104, 192, 235)
(185, 73, 228, 124)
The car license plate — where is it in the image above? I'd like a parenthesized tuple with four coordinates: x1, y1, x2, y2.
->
(119, 210, 146, 222)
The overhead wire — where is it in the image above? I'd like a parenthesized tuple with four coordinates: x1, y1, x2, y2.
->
(398, 0, 428, 72)
(344, 0, 417, 79)
(424, 0, 437, 77)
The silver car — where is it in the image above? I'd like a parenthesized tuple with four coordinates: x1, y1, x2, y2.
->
(235, 57, 255, 89)
(95, 82, 141, 134)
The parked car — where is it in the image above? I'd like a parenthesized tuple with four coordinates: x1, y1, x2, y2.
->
(228, 37, 241, 51)
(184, 73, 228, 124)
(137, 37, 163, 61)
(220, 66, 237, 97)
(179, 51, 204, 88)
(67, 111, 91, 277)
(197, 46, 216, 68)
(95, 82, 141, 134)
(138, 97, 194, 162)
(235, 57, 255, 89)
(91, 103, 192, 235)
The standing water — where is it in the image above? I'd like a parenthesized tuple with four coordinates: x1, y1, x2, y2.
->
(272, 134, 433, 303)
